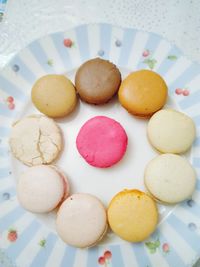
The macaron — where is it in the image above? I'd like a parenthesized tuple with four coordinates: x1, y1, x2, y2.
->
(56, 193, 107, 248)
(107, 189, 158, 242)
(31, 74, 77, 118)
(9, 115, 62, 166)
(75, 58, 121, 104)
(76, 116, 128, 168)
(17, 165, 69, 213)
(144, 154, 196, 204)
(118, 70, 168, 117)
(147, 109, 196, 153)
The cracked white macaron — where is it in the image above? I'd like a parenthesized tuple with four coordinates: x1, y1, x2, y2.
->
(56, 193, 107, 248)
(9, 115, 62, 166)
(147, 109, 196, 154)
(17, 165, 69, 213)
(144, 154, 196, 204)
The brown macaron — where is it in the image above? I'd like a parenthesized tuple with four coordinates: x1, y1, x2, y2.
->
(75, 58, 121, 104)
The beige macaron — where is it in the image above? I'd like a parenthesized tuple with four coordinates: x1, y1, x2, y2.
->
(56, 193, 107, 248)
(107, 189, 158, 242)
(32, 74, 77, 118)
(144, 154, 196, 204)
(17, 165, 69, 213)
(9, 115, 62, 166)
(147, 109, 196, 153)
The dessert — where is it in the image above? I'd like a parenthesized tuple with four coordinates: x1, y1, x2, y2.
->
(147, 109, 196, 153)
(56, 193, 107, 248)
(32, 74, 77, 118)
(9, 115, 62, 166)
(76, 116, 128, 168)
(17, 165, 69, 213)
(118, 70, 168, 117)
(75, 58, 121, 104)
(107, 189, 158, 242)
(144, 154, 196, 204)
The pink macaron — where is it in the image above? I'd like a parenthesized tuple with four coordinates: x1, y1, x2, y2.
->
(76, 116, 128, 168)
(17, 165, 69, 213)
(56, 193, 107, 248)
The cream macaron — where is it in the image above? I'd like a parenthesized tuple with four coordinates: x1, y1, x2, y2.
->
(17, 165, 69, 213)
(56, 193, 107, 248)
(107, 189, 158, 242)
(147, 109, 196, 153)
(144, 154, 196, 204)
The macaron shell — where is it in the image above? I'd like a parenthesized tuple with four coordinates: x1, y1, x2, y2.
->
(107, 190, 158, 242)
(32, 75, 77, 118)
(144, 154, 196, 204)
(75, 58, 121, 104)
(76, 116, 128, 168)
(118, 70, 168, 116)
(56, 193, 107, 248)
(17, 165, 69, 213)
(9, 115, 62, 166)
(50, 165, 70, 201)
(147, 109, 196, 153)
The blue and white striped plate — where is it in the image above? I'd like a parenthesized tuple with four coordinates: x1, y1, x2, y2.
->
(0, 23, 200, 267)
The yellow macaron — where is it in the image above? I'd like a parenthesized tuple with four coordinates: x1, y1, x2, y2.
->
(107, 189, 158, 242)
(32, 74, 77, 118)
(118, 70, 168, 117)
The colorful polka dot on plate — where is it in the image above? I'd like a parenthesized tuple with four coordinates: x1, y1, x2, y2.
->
(12, 64, 20, 72)
(63, 38, 73, 48)
(98, 49, 104, 56)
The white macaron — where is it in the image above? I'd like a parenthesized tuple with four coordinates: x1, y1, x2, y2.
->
(147, 109, 196, 154)
(144, 154, 196, 204)
(56, 193, 107, 248)
(9, 115, 62, 166)
(17, 165, 69, 213)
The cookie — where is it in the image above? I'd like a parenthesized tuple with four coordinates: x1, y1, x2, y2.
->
(75, 58, 121, 104)
(9, 115, 62, 166)
(144, 154, 196, 204)
(17, 165, 69, 213)
(107, 189, 158, 242)
(118, 70, 168, 117)
(76, 116, 128, 168)
(56, 193, 107, 248)
(147, 109, 196, 153)
(31, 74, 77, 118)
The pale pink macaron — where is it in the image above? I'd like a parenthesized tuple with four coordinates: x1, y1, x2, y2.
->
(17, 165, 69, 213)
(56, 193, 107, 248)
(76, 116, 128, 168)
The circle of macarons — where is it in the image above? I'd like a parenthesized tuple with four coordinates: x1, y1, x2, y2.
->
(17, 165, 69, 213)
(75, 58, 121, 104)
(107, 189, 158, 242)
(147, 109, 196, 153)
(31, 74, 77, 118)
(9, 115, 62, 166)
(9, 56, 197, 247)
(56, 193, 107, 248)
(118, 69, 168, 117)
(76, 116, 128, 168)
(144, 154, 196, 204)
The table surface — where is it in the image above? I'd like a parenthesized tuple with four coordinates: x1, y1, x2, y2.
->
(0, 0, 200, 266)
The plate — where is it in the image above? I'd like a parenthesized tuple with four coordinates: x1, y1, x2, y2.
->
(0, 23, 200, 267)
